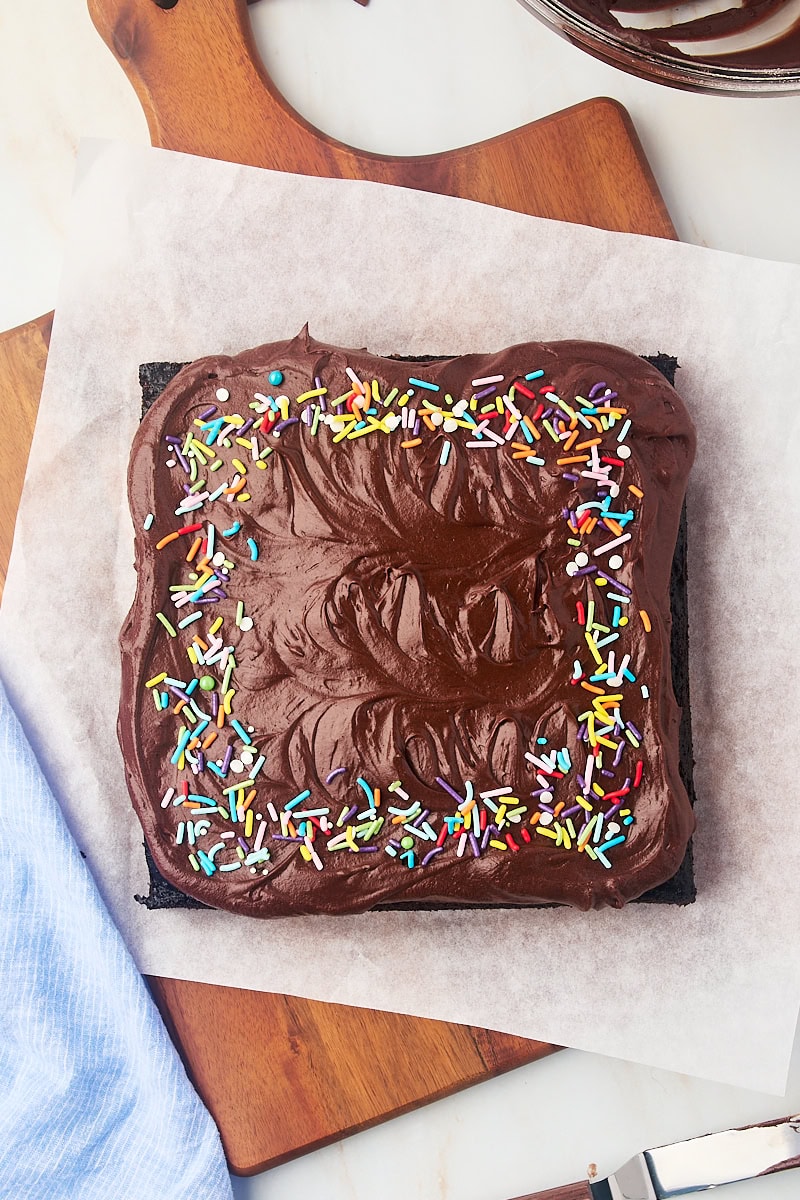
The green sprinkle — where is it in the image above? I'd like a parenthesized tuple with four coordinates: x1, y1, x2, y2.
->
(156, 612, 177, 637)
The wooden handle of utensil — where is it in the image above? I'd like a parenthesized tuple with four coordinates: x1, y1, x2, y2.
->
(509, 1182, 594, 1200)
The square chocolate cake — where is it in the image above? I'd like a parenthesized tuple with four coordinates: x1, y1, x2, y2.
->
(119, 329, 696, 916)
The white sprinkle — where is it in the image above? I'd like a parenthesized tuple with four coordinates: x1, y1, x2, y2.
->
(239, 616, 254, 632)
(641, 685, 650, 699)
(240, 751, 255, 766)
(161, 788, 175, 809)
(480, 787, 514, 798)
(575, 551, 589, 568)
(212, 552, 226, 566)
(230, 760, 244, 774)
(618, 444, 632, 459)
(465, 441, 499, 450)
(346, 366, 366, 394)
(451, 399, 468, 418)
(442, 418, 458, 433)
(456, 833, 468, 858)
(471, 374, 503, 387)
(594, 532, 631, 556)
(429, 411, 444, 426)
(216, 387, 230, 402)
(608, 554, 624, 570)
(565, 562, 578, 577)
(539, 811, 553, 827)
(166, 459, 176, 468)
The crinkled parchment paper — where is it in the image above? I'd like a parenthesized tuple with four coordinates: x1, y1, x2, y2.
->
(2, 140, 799, 1092)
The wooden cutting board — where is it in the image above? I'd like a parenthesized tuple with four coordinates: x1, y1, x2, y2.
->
(0, 0, 676, 1176)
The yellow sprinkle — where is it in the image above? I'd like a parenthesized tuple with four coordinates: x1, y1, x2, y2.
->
(209, 616, 223, 635)
(584, 631, 602, 664)
(187, 646, 198, 665)
(489, 839, 507, 851)
(145, 672, 167, 689)
(223, 689, 235, 715)
(397, 392, 411, 407)
(297, 387, 327, 404)
(640, 609, 652, 632)
(535, 824, 558, 840)
(236, 493, 251, 502)
(245, 809, 254, 838)
(299, 845, 313, 862)
(576, 795, 593, 811)
(232, 458, 247, 474)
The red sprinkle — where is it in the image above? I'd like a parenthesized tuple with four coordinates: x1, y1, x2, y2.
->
(480, 809, 487, 831)
(505, 834, 520, 852)
(532, 403, 545, 421)
(520, 827, 532, 843)
(177, 523, 203, 536)
(436, 825, 448, 848)
(513, 381, 536, 400)
(634, 760, 644, 787)
(602, 455, 625, 467)
(576, 601, 586, 625)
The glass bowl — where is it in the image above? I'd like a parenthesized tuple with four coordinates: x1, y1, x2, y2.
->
(515, 0, 800, 94)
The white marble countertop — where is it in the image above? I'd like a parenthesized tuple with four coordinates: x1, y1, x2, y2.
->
(3, 2, 800, 1197)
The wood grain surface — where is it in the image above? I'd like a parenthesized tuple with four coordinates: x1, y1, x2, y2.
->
(0, 0, 677, 1176)
(149, 977, 558, 1174)
(509, 1183, 596, 1200)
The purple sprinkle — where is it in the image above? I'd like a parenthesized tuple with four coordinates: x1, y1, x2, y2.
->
(210, 693, 218, 716)
(197, 405, 218, 419)
(474, 384, 497, 400)
(561, 805, 582, 818)
(422, 847, 445, 867)
(588, 381, 607, 399)
(175, 448, 190, 473)
(538, 804, 555, 815)
(301, 406, 313, 426)
(358, 846, 379, 853)
(597, 570, 631, 594)
(238, 837, 250, 853)
(469, 834, 481, 858)
(343, 804, 359, 823)
(530, 787, 553, 798)
(274, 417, 299, 434)
(197, 752, 205, 773)
(574, 565, 595, 577)
(168, 686, 192, 703)
(600, 768, 615, 778)
(412, 808, 431, 827)
(435, 776, 464, 805)
(164, 435, 182, 445)
(272, 835, 303, 843)
(613, 742, 625, 767)
(604, 803, 622, 822)
(239, 417, 254, 435)
(325, 767, 346, 784)
(627, 721, 643, 741)
(563, 473, 580, 482)
(388, 838, 401, 850)
(221, 745, 233, 774)
(481, 824, 497, 851)
(413, 417, 421, 436)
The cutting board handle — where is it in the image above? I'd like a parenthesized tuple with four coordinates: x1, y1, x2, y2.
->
(86, 0, 675, 236)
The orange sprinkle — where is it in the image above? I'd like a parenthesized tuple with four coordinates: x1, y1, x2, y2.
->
(585, 517, 598, 534)
(421, 412, 436, 431)
(240, 789, 256, 813)
(224, 477, 245, 496)
(640, 609, 652, 633)
(522, 415, 541, 440)
(192, 635, 209, 652)
(563, 429, 580, 452)
(629, 485, 644, 498)
(216, 706, 225, 729)
(512, 450, 534, 459)
(174, 699, 186, 715)
(603, 517, 624, 537)
(576, 437, 602, 450)
(400, 438, 422, 449)
(529, 812, 541, 826)
(556, 455, 589, 466)
(373, 788, 381, 809)
(581, 681, 605, 695)
(553, 801, 565, 817)
(201, 730, 217, 750)
(186, 537, 202, 563)
(155, 531, 180, 550)
(187, 737, 200, 751)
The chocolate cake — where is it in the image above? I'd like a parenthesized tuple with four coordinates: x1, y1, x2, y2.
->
(119, 329, 696, 916)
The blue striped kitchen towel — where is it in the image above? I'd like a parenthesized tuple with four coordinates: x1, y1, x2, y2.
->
(0, 674, 233, 1199)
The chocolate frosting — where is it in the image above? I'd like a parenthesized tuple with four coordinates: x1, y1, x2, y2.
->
(567, 0, 800, 69)
(119, 331, 696, 916)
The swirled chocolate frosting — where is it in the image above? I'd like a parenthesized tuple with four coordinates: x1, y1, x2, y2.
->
(119, 330, 696, 915)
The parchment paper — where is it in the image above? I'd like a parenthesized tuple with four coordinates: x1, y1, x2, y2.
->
(2, 139, 799, 1093)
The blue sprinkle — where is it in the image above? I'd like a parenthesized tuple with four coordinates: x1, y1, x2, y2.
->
(222, 522, 241, 537)
(525, 369, 545, 381)
(408, 377, 439, 392)
(268, 370, 283, 386)
(247, 537, 259, 561)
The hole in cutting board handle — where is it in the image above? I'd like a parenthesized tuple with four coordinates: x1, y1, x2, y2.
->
(152, 0, 179, 8)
